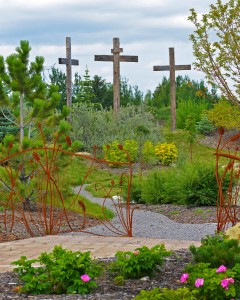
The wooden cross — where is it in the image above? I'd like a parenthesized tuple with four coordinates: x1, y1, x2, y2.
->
(58, 37, 79, 122)
(95, 37, 138, 112)
(153, 47, 191, 131)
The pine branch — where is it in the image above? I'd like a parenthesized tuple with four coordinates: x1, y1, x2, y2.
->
(0, 107, 19, 126)
(0, 178, 12, 192)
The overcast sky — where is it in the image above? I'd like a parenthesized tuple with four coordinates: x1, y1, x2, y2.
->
(0, 0, 221, 94)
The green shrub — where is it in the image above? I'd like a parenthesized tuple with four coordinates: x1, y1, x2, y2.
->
(12, 245, 102, 295)
(189, 235, 240, 268)
(155, 143, 178, 166)
(195, 113, 216, 135)
(134, 287, 199, 299)
(139, 161, 231, 205)
(177, 98, 211, 129)
(113, 275, 125, 286)
(183, 263, 240, 300)
(184, 162, 229, 206)
(72, 103, 161, 152)
(109, 244, 172, 279)
(141, 167, 188, 205)
(141, 169, 167, 204)
(125, 177, 143, 203)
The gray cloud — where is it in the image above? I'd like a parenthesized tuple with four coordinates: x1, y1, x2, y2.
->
(0, 0, 225, 92)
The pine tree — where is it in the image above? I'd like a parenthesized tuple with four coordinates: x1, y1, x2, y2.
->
(0, 108, 19, 139)
(0, 40, 70, 210)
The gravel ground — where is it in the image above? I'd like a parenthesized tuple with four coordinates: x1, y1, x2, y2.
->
(72, 186, 219, 241)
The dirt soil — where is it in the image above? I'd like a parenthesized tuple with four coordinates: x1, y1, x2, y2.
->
(0, 249, 193, 300)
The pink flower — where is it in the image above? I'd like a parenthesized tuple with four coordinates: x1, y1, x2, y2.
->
(221, 279, 229, 290)
(180, 273, 189, 283)
(221, 278, 234, 290)
(80, 274, 91, 283)
(133, 250, 140, 256)
(195, 278, 204, 288)
(228, 278, 234, 284)
(216, 265, 227, 273)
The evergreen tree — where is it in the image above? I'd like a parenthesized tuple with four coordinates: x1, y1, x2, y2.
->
(48, 66, 81, 110)
(120, 77, 143, 106)
(76, 67, 96, 104)
(0, 108, 19, 139)
(91, 75, 113, 109)
(148, 75, 218, 110)
(0, 40, 70, 210)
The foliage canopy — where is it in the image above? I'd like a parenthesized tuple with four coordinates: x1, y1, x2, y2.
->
(188, 0, 240, 106)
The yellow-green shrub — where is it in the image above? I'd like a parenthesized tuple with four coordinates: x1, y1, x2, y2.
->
(142, 140, 155, 163)
(154, 143, 178, 165)
(103, 139, 138, 166)
(123, 139, 138, 162)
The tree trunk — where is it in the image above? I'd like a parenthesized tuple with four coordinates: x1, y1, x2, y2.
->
(19, 93, 24, 148)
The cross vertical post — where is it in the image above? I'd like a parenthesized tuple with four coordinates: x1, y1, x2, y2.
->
(66, 37, 72, 119)
(169, 48, 176, 131)
(153, 47, 191, 131)
(58, 37, 79, 122)
(95, 37, 138, 112)
(112, 38, 122, 111)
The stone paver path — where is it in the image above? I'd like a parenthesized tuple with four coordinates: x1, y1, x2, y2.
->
(0, 235, 200, 273)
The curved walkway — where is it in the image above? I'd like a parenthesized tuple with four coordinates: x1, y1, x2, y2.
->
(75, 185, 217, 241)
(0, 186, 217, 273)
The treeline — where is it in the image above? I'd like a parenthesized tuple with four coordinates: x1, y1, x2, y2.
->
(0, 64, 219, 139)
(48, 66, 218, 111)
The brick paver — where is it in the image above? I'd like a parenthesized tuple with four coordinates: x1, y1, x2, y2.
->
(0, 235, 200, 273)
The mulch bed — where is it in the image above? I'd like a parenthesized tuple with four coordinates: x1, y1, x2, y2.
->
(0, 249, 192, 300)
(0, 207, 102, 243)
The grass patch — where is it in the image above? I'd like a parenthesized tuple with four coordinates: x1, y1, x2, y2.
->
(60, 194, 114, 220)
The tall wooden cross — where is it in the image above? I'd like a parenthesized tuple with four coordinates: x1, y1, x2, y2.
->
(58, 37, 79, 122)
(95, 37, 138, 112)
(153, 47, 191, 131)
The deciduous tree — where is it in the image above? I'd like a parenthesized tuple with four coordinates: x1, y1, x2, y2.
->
(188, 0, 240, 106)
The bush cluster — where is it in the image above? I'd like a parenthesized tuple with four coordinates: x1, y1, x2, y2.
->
(12, 246, 102, 295)
(103, 139, 178, 167)
(154, 142, 178, 166)
(11, 235, 240, 299)
(71, 103, 162, 152)
(189, 233, 240, 269)
(132, 162, 230, 206)
(103, 139, 138, 166)
(136, 234, 240, 300)
(109, 244, 172, 279)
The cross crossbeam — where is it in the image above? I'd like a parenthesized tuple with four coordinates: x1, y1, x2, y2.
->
(95, 38, 138, 112)
(58, 37, 79, 122)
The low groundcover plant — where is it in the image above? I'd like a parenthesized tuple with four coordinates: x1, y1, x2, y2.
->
(109, 244, 172, 279)
(11, 245, 102, 295)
